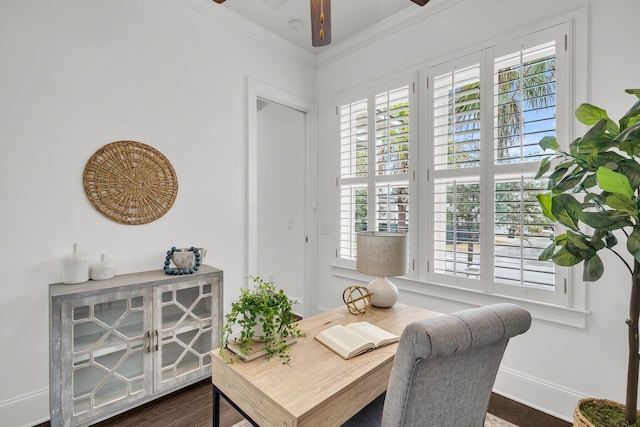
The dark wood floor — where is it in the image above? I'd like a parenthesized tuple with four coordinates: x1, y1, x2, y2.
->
(38, 379, 571, 427)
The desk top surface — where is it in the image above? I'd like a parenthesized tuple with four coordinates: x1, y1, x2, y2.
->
(211, 303, 438, 427)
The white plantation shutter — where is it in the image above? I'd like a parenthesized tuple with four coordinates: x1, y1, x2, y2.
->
(376, 87, 410, 175)
(337, 75, 414, 264)
(339, 185, 367, 259)
(376, 183, 409, 233)
(494, 41, 557, 164)
(432, 178, 480, 278)
(491, 36, 560, 295)
(493, 176, 554, 288)
(433, 64, 481, 170)
(340, 100, 368, 179)
(430, 56, 483, 282)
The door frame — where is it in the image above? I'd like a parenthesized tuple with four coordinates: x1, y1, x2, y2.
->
(247, 78, 317, 317)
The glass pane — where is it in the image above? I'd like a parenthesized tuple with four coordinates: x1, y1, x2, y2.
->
(376, 183, 409, 234)
(71, 292, 147, 418)
(375, 86, 410, 175)
(494, 41, 556, 164)
(433, 64, 481, 170)
(340, 99, 368, 178)
(433, 179, 481, 278)
(494, 176, 555, 289)
(339, 185, 368, 260)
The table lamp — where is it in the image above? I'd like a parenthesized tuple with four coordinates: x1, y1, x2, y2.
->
(356, 231, 407, 308)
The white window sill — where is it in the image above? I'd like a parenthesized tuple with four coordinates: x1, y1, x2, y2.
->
(331, 265, 589, 329)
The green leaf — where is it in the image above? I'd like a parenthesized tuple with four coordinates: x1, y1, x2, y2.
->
(597, 166, 634, 198)
(620, 99, 640, 130)
(581, 174, 598, 190)
(538, 242, 556, 261)
(548, 167, 570, 186)
(553, 169, 586, 193)
(626, 89, 640, 98)
(551, 246, 584, 266)
(606, 232, 619, 248)
(616, 159, 640, 191)
(615, 121, 640, 143)
(575, 103, 620, 135)
(566, 230, 590, 250)
(551, 194, 582, 230)
(605, 193, 638, 218)
(583, 254, 604, 282)
(537, 193, 556, 222)
(539, 136, 560, 151)
(536, 157, 552, 179)
(580, 210, 633, 231)
(627, 227, 640, 263)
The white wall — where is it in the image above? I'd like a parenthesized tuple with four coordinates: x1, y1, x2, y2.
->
(314, 0, 640, 422)
(0, 1, 315, 425)
(3, 0, 639, 425)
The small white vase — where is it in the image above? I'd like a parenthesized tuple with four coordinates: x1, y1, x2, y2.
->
(90, 254, 114, 280)
(62, 243, 89, 285)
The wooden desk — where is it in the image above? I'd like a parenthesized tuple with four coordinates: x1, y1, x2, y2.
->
(211, 303, 438, 427)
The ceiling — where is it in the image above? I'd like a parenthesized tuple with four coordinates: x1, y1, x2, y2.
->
(213, 0, 421, 53)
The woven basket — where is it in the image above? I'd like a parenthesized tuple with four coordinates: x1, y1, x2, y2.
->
(573, 398, 638, 427)
(83, 141, 178, 225)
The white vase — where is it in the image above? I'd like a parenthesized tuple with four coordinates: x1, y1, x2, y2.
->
(90, 254, 114, 281)
(62, 243, 89, 285)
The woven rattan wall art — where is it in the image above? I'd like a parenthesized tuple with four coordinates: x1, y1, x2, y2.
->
(83, 141, 178, 225)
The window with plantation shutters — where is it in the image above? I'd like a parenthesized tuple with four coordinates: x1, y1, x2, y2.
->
(426, 23, 569, 304)
(492, 38, 559, 292)
(431, 59, 483, 279)
(335, 18, 579, 309)
(337, 75, 414, 264)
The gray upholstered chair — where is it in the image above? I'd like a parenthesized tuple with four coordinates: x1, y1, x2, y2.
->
(342, 303, 531, 427)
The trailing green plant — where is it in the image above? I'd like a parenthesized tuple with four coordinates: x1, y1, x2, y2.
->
(221, 275, 304, 364)
(536, 89, 640, 424)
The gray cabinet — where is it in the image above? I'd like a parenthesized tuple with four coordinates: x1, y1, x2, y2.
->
(49, 266, 223, 427)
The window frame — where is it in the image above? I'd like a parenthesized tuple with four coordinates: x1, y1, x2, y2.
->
(332, 11, 588, 322)
(336, 71, 418, 277)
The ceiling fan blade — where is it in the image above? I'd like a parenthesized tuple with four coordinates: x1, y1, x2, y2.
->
(410, 0, 430, 5)
(310, 0, 331, 47)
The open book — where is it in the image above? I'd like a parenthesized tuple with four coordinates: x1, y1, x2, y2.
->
(314, 322, 399, 360)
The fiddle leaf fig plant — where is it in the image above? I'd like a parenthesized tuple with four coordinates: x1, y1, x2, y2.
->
(221, 275, 304, 364)
(536, 89, 640, 424)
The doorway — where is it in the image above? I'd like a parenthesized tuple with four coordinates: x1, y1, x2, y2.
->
(247, 79, 317, 317)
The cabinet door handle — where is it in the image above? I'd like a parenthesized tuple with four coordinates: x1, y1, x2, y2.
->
(146, 331, 151, 353)
(155, 329, 159, 351)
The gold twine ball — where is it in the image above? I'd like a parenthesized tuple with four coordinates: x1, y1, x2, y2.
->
(342, 286, 372, 315)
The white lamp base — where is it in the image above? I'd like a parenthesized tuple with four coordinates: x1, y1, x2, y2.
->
(367, 277, 399, 308)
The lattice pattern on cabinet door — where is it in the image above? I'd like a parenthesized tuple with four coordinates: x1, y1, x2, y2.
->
(70, 292, 150, 421)
(157, 282, 213, 388)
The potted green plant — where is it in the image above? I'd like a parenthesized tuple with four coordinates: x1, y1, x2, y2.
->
(536, 89, 640, 426)
(221, 275, 304, 364)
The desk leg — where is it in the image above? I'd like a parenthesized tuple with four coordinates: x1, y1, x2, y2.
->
(213, 385, 221, 427)
(212, 385, 260, 427)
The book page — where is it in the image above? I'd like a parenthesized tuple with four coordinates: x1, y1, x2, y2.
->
(345, 322, 399, 348)
(315, 325, 373, 359)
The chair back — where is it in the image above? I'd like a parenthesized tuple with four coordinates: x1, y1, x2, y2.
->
(380, 303, 531, 427)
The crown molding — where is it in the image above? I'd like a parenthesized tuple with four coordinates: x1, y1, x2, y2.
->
(173, 0, 316, 68)
(315, 0, 465, 68)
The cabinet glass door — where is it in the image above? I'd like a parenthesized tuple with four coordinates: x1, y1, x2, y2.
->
(61, 289, 152, 425)
(154, 278, 215, 391)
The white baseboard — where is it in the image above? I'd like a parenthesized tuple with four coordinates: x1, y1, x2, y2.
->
(0, 387, 49, 427)
(495, 366, 584, 423)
